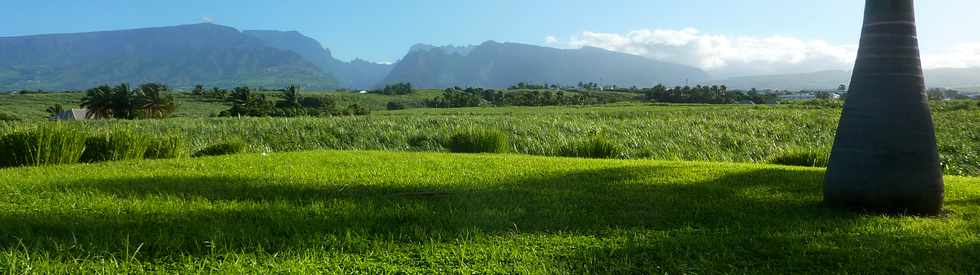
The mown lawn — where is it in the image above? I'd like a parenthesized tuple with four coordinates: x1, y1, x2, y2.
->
(0, 151, 978, 273)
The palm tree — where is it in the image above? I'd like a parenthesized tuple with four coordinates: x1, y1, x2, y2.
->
(110, 83, 134, 119)
(825, 0, 943, 215)
(81, 85, 115, 119)
(278, 85, 302, 108)
(135, 83, 176, 119)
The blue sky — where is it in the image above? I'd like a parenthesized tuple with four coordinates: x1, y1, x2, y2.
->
(2, 0, 978, 74)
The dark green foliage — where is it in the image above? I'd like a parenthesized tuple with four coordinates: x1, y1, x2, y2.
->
(145, 134, 187, 159)
(558, 136, 623, 159)
(81, 83, 176, 119)
(45, 104, 64, 117)
(407, 135, 445, 151)
(193, 141, 248, 157)
(386, 102, 406, 110)
(770, 148, 829, 167)
(0, 124, 87, 167)
(276, 85, 303, 108)
(448, 129, 509, 153)
(644, 85, 778, 104)
(219, 87, 275, 117)
(425, 87, 632, 108)
(0, 112, 19, 122)
(133, 83, 177, 119)
(372, 83, 413, 95)
(340, 104, 370, 116)
(80, 130, 151, 163)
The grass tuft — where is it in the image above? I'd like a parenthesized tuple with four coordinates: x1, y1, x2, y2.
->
(81, 130, 151, 163)
(193, 141, 248, 157)
(558, 136, 623, 159)
(145, 134, 187, 159)
(447, 129, 509, 153)
(769, 148, 830, 167)
(0, 124, 87, 167)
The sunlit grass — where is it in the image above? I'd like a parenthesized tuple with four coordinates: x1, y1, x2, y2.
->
(0, 151, 977, 273)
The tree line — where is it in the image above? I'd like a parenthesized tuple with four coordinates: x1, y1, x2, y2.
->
(193, 85, 370, 117)
(70, 83, 177, 119)
(424, 87, 630, 108)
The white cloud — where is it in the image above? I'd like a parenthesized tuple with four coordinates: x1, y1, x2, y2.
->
(567, 28, 858, 77)
(201, 16, 214, 23)
(544, 35, 559, 45)
(563, 28, 980, 77)
(923, 43, 980, 69)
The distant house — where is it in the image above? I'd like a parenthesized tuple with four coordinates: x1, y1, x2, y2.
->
(49, 109, 91, 121)
(358, 90, 369, 94)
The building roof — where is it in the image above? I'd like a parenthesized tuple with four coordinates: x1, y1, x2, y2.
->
(50, 109, 90, 120)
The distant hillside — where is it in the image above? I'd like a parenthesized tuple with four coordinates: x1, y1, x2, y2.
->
(243, 30, 392, 90)
(0, 23, 338, 91)
(384, 41, 709, 89)
(713, 68, 980, 90)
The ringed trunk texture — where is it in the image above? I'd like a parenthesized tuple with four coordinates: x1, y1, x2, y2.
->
(824, 0, 944, 215)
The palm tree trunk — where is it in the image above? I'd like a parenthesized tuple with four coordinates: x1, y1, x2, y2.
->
(825, 0, 943, 215)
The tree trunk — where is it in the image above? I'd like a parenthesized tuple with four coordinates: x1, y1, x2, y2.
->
(824, 0, 943, 215)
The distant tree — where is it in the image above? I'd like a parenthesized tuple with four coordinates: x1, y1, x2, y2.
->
(927, 88, 946, 101)
(837, 84, 848, 92)
(109, 83, 135, 119)
(45, 104, 64, 117)
(815, 91, 833, 100)
(386, 101, 406, 110)
(192, 85, 206, 96)
(276, 85, 302, 108)
(134, 83, 176, 119)
(81, 85, 115, 119)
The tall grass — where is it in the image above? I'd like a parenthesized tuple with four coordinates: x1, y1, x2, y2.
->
(193, 140, 248, 157)
(0, 124, 87, 167)
(769, 147, 830, 167)
(448, 129, 509, 153)
(145, 134, 187, 159)
(0, 104, 977, 175)
(81, 130, 151, 162)
(558, 136, 623, 159)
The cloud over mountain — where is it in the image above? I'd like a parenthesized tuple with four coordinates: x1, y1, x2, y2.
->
(566, 28, 980, 78)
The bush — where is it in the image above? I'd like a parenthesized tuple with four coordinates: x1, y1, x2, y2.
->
(0, 112, 18, 122)
(145, 134, 187, 159)
(448, 129, 509, 153)
(0, 124, 87, 167)
(193, 141, 248, 157)
(770, 148, 830, 167)
(558, 136, 623, 159)
(386, 102, 406, 110)
(81, 130, 151, 163)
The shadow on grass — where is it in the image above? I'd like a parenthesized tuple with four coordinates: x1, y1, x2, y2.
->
(2, 165, 951, 269)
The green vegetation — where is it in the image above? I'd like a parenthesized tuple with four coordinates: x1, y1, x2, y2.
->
(80, 130, 151, 162)
(0, 123, 87, 167)
(81, 83, 177, 119)
(448, 129, 510, 153)
(770, 147, 831, 167)
(145, 134, 187, 159)
(0, 151, 977, 273)
(192, 140, 248, 157)
(1, 102, 978, 175)
(558, 135, 623, 159)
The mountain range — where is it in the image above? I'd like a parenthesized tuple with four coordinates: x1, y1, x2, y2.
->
(1, 23, 978, 91)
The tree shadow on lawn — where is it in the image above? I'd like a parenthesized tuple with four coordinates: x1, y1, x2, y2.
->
(0, 165, 928, 263)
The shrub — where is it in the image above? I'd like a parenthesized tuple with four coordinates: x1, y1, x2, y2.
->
(407, 135, 445, 151)
(193, 141, 248, 157)
(145, 134, 187, 159)
(386, 102, 406, 110)
(0, 124, 87, 167)
(0, 112, 18, 122)
(81, 130, 152, 163)
(770, 148, 830, 167)
(448, 129, 509, 153)
(558, 136, 623, 159)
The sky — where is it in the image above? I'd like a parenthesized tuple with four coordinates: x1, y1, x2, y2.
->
(2, 0, 978, 77)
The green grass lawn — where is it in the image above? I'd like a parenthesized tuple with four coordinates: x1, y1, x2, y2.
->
(1, 151, 977, 273)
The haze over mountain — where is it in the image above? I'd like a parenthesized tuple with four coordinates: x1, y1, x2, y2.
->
(242, 30, 392, 89)
(0, 23, 338, 91)
(712, 68, 980, 91)
(385, 41, 709, 89)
